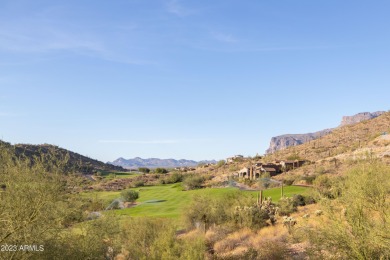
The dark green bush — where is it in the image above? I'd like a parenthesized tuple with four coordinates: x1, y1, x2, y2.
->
(155, 168, 168, 174)
(292, 194, 305, 207)
(138, 167, 150, 173)
(304, 195, 316, 205)
(121, 190, 139, 202)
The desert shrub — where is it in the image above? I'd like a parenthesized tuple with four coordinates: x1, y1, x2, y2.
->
(217, 160, 226, 168)
(212, 228, 254, 256)
(155, 168, 168, 174)
(83, 196, 106, 212)
(183, 175, 204, 190)
(205, 226, 233, 246)
(178, 233, 205, 260)
(256, 241, 290, 260)
(184, 195, 227, 230)
(304, 195, 316, 205)
(291, 194, 315, 207)
(305, 161, 390, 259)
(121, 190, 139, 202)
(119, 218, 205, 260)
(228, 165, 239, 172)
(300, 175, 317, 185)
(111, 200, 120, 209)
(292, 194, 306, 207)
(0, 145, 69, 259)
(138, 167, 150, 173)
(282, 216, 297, 235)
(283, 179, 294, 186)
(160, 172, 183, 184)
(168, 172, 183, 183)
(233, 206, 270, 230)
(315, 166, 326, 174)
(184, 192, 273, 231)
(286, 153, 302, 161)
(213, 241, 289, 260)
(243, 179, 255, 186)
(132, 180, 145, 187)
(46, 215, 121, 260)
(313, 174, 340, 199)
(277, 197, 297, 216)
(107, 173, 116, 179)
(61, 198, 86, 227)
(0, 144, 125, 259)
(258, 178, 270, 189)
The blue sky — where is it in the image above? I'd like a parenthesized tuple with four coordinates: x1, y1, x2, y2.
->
(0, 0, 389, 162)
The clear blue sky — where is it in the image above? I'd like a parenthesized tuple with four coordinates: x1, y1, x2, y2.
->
(0, 0, 389, 162)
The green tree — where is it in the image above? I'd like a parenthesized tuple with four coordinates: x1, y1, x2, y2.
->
(138, 167, 150, 173)
(155, 168, 168, 174)
(121, 190, 139, 202)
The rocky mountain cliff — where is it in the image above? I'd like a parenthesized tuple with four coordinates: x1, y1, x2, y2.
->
(340, 111, 385, 126)
(266, 111, 385, 154)
(266, 129, 333, 154)
(109, 157, 217, 169)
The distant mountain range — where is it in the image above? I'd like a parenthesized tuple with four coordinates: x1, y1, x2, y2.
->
(266, 111, 386, 154)
(108, 157, 217, 169)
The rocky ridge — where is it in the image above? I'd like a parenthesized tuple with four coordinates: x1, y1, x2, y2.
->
(340, 111, 385, 127)
(266, 111, 386, 154)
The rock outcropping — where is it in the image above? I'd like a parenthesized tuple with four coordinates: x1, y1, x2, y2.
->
(266, 129, 333, 154)
(266, 111, 385, 154)
(340, 111, 385, 126)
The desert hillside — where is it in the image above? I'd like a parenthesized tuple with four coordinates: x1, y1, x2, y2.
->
(266, 111, 390, 162)
(0, 141, 126, 173)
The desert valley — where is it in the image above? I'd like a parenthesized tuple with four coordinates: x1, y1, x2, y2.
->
(1, 110, 389, 259)
(1, 1, 390, 259)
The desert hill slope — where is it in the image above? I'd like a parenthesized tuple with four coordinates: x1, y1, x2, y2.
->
(266, 111, 385, 154)
(265, 111, 390, 163)
(0, 141, 126, 173)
